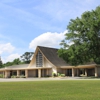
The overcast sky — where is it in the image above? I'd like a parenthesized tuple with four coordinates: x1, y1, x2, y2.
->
(0, 0, 100, 63)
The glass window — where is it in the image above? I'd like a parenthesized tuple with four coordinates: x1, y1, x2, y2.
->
(36, 51, 43, 67)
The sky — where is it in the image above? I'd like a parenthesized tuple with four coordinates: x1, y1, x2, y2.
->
(0, 0, 100, 63)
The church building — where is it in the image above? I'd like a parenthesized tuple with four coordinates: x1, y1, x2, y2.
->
(0, 46, 99, 78)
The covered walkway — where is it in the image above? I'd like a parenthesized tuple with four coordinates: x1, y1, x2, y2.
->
(60, 64, 99, 77)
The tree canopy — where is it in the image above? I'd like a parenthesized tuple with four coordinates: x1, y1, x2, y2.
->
(12, 58, 21, 65)
(20, 52, 34, 64)
(0, 56, 3, 68)
(2, 52, 34, 67)
(58, 6, 100, 66)
(3, 58, 21, 67)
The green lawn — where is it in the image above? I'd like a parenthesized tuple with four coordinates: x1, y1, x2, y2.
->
(0, 80, 100, 100)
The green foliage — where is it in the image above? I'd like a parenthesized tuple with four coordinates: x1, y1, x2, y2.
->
(58, 6, 100, 65)
(0, 74, 3, 78)
(11, 75, 26, 78)
(52, 72, 57, 77)
(20, 75, 26, 78)
(0, 58, 3, 68)
(1, 52, 34, 67)
(13, 58, 21, 65)
(2, 58, 21, 67)
(57, 73, 65, 77)
(11, 75, 17, 78)
(20, 52, 34, 64)
(57, 73, 61, 76)
(3, 62, 13, 67)
(60, 74, 65, 77)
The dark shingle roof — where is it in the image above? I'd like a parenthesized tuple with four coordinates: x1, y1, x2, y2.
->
(38, 46, 69, 67)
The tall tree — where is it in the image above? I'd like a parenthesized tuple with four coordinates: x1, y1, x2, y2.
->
(12, 58, 21, 65)
(58, 6, 100, 66)
(0, 56, 3, 68)
(20, 52, 34, 64)
(3, 62, 13, 67)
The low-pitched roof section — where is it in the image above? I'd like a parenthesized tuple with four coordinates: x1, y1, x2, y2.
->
(38, 46, 69, 67)
(0, 64, 29, 70)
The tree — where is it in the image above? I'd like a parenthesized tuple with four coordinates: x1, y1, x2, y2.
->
(12, 58, 21, 65)
(58, 6, 100, 66)
(3, 62, 13, 67)
(0, 56, 3, 68)
(20, 52, 34, 64)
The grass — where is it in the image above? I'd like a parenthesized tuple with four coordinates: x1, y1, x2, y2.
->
(0, 80, 100, 100)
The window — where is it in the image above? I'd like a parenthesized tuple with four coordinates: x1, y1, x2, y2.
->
(36, 51, 43, 67)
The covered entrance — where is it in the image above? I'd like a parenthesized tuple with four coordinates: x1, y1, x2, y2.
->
(26, 68, 52, 78)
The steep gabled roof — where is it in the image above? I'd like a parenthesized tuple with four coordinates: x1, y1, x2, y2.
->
(38, 46, 69, 67)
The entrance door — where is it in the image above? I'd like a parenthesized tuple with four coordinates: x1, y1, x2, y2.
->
(42, 69, 46, 77)
(67, 69, 72, 76)
(36, 70, 38, 77)
(10, 71, 12, 78)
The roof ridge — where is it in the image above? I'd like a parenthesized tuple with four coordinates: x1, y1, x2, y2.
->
(37, 46, 58, 50)
(37, 46, 67, 67)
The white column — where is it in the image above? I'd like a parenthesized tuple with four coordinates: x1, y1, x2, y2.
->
(5, 71, 7, 78)
(85, 69, 87, 76)
(38, 69, 41, 78)
(17, 70, 20, 77)
(72, 68, 75, 77)
(95, 67, 98, 77)
(25, 70, 28, 78)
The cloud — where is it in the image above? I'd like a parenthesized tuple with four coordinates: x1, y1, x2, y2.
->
(2, 53, 20, 63)
(29, 30, 67, 50)
(0, 43, 15, 54)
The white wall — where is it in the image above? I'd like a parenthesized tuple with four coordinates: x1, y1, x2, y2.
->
(28, 70, 36, 77)
(7, 71, 10, 78)
(43, 57, 53, 68)
(52, 66, 57, 74)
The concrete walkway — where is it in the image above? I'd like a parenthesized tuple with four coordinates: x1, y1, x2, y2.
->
(0, 77, 100, 82)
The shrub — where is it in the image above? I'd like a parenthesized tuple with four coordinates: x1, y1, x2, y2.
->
(11, 75, 16, 78)
(57, 73, 61, 77)
(20, 75, 26, 78)
(0, 74, 3, 78)
(60, 74, 65, 77)
(52, 72, 57, 77)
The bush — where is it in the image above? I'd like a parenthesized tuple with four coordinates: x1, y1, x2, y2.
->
(60, 74, 65, 77)
(52, 72, 57, 77)
(0, 74, 3, 78)
(11, 75, 17, 78)
(57, 73, 61, 77)
(20, 75, 26, 78)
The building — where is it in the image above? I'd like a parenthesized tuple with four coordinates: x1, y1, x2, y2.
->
(0, 46, 100, 78)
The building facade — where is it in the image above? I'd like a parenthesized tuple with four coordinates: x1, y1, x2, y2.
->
(0, 46, 100, 78)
